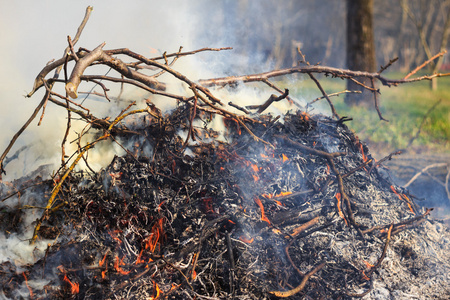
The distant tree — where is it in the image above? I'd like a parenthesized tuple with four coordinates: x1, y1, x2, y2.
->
(345, 0, 377, 106)
(400, 0, 450, 90)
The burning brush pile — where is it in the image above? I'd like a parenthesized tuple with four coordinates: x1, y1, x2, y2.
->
(2, 106, 450, 300)
(1, 8, 450, 299)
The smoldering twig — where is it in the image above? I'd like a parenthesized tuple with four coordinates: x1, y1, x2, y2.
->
(368, 149, 403, 175)
(268, 261, 326, 297)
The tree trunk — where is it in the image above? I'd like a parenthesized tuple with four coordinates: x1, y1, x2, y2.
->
(345, 0, 377, 106)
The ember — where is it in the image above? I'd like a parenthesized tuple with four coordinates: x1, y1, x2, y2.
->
(1, 8, 450, 300)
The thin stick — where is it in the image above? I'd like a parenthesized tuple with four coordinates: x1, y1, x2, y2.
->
(404, 51, 447, 80)
(403, 163, 448, 188)
(307, 73, 339, 119)
(268, 262, 326, 297)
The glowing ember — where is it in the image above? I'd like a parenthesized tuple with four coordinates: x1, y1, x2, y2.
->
(363, 260, 375, 269)
(22, 272, 34, 299)
(145, 218, 165, 253)
(136, 249, 145, 264)
(63, 274, 80, 294)
(361, 270, 370, 281)
(99, 253, 108, 279)
(254, 198, 271, 225)
(359, 143, 368, 162)
(114, 255, 131, 275)
(108, 229, 123, 244)
(281, 153, 289, 162)
(335, 193, 348, 225)
(276, 191, 292, 197)
(149, 281, 161, 300)
(239, 235, 254, 244)
(390, 186, 415, 214)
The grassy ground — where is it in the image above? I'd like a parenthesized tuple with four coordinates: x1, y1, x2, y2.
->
(288, 72, 450, 156)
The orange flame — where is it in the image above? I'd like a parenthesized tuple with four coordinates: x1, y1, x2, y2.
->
(239, 235, 254, 244)
(99, 253, 108, 279)
(361, 270, 370, 281)
(281, 153, 289, 162)
(360, 144, 368, 162)
(300, 111, 310, 121)
(390, 186, 415, 214)
(136, 249, 145, 265)
(108, 230, 123, 244)
(335, 193, 348, 225)
(58, 266, 80, 294)
(276, 191, 292, 197)
(114, 255, 131, 275)
(254, 198, 271, 225)
(363, 260, 374, 269)
(63, 275, 80, 294)
(149, 281, 161, 300)
(22, 272, 34, 299)
(145, 218, 165, 253)
(250, 164, 259, 173)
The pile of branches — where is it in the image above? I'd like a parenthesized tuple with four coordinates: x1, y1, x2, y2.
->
(1, 6, 448, 180)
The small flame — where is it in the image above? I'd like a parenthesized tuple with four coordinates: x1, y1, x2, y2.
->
(63, 275, 80, 294)
(22, 272, 34, 299)
(363, 260, 374, 269)
(254, 198, 271, 225)
(239, 235, 254, 244)
(252, 174, 259, 182)
(335, 193, 348, 225)
(390, 186, 415, 214)
(58, 266, 80, 294)
(276, 191, 292, 197)
(281, 153, 288, 162)
(108, 230, 123, 244)
(99, 253, 108, 279)
(300, 111, 310, 121)
(361, 270, 370, 281)
(114, 255, 131, 275)
(144, 218, 165, 253)
(136, 249, 145, 264)
(149, 281, 161, 299)
(360, 144, 368, 162)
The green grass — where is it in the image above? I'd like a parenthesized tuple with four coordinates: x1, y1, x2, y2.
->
(286, 73, 450, 153)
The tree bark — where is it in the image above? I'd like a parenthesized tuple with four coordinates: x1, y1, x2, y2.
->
(345, 0, 377, 105)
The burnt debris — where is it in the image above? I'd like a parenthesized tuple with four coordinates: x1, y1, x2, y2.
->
(1, 107, 446, 299)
